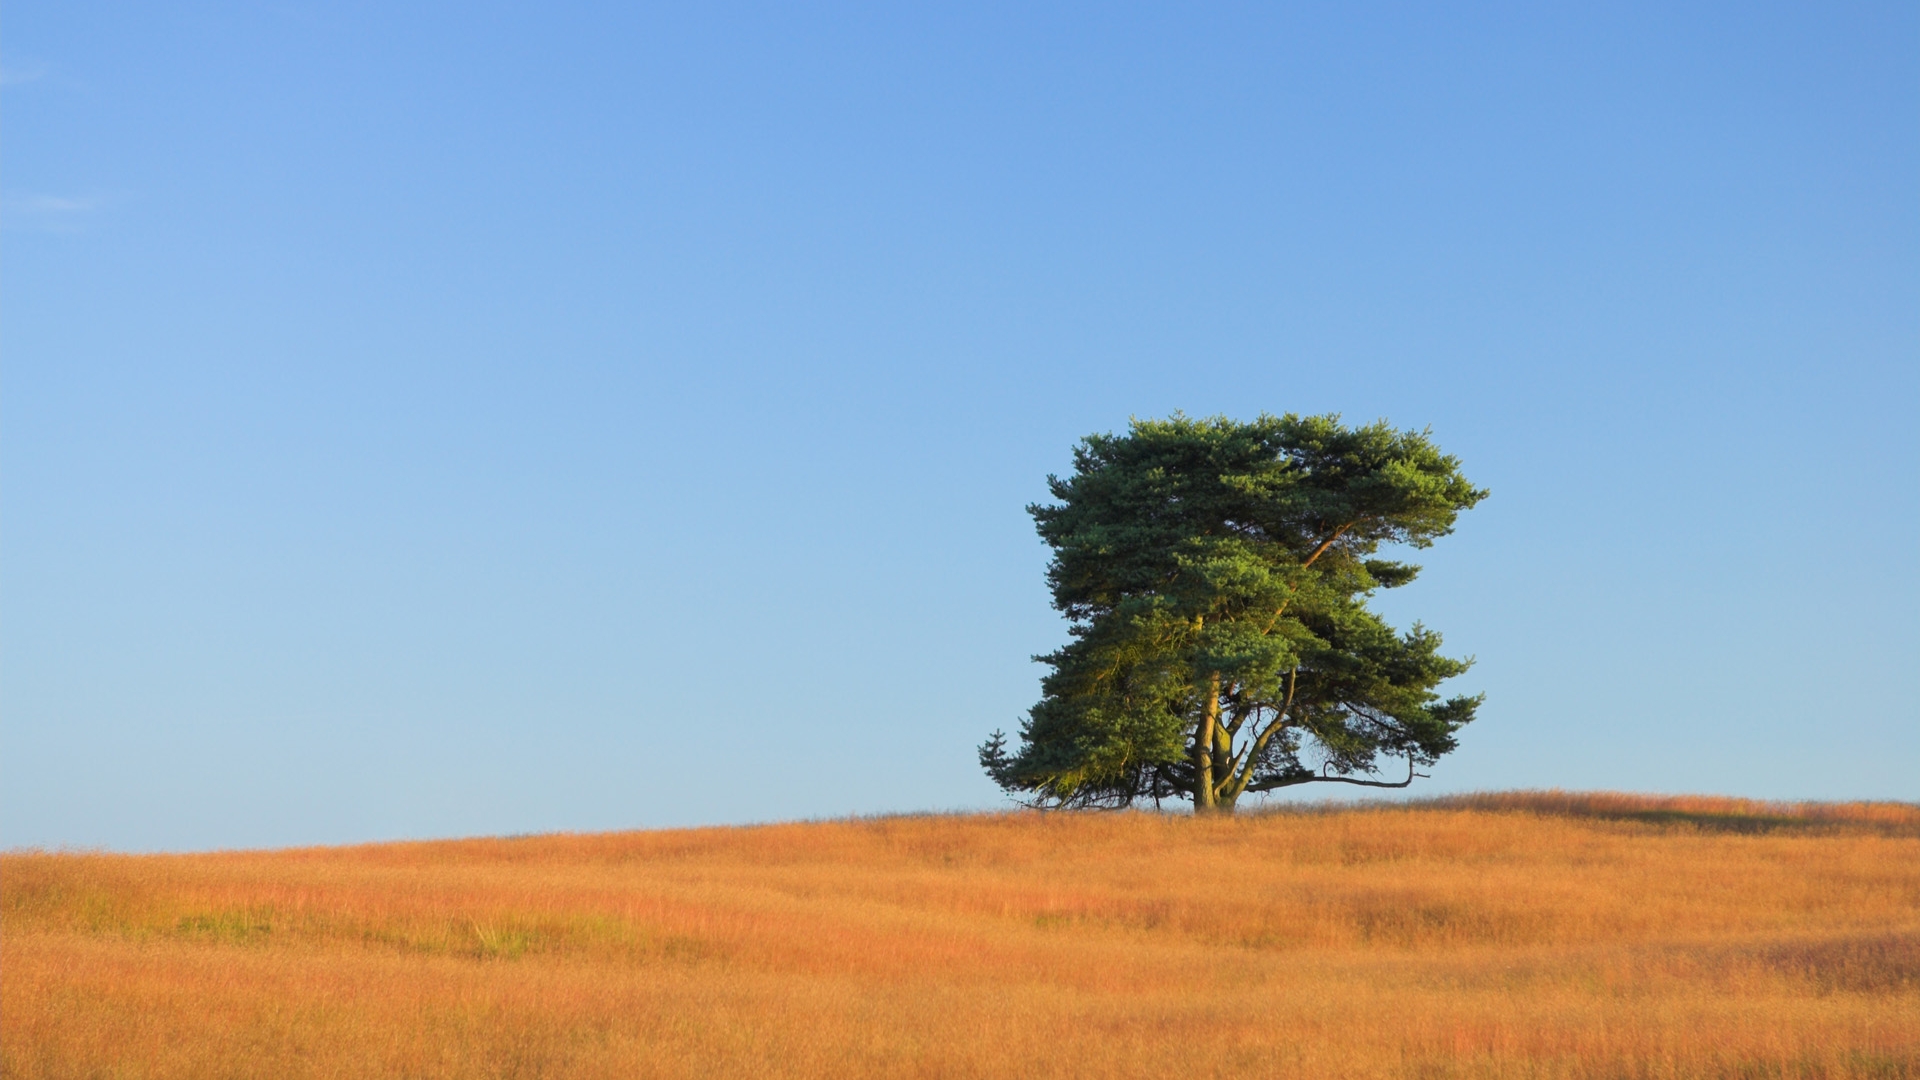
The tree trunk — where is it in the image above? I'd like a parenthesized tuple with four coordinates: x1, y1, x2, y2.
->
(1193, 669, 1221, 814)
(1212, 720, 1238, 814)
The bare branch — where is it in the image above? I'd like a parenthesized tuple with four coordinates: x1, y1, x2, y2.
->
(1223, 668, 1300, 803)
(1245, 752, 1428, 793)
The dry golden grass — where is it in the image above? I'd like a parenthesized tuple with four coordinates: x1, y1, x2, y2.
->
(5, 792, 1917, 1079)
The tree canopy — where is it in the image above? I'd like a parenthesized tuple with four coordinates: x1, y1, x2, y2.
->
(980, 413, 1487, 813)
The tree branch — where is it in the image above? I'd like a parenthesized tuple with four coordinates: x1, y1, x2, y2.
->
(1223, 695, 1251, 737)
(1301, 521, 1357, 570)
(1244, 752, 1428, 793)
(1260, 520, 1357, 635)
(1223, 668, 1298, 803)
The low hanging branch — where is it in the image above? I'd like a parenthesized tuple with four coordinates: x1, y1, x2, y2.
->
(1246, 752, 1428, 793)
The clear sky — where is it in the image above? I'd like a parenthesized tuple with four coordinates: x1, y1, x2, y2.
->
(5, 2, 1915, 851)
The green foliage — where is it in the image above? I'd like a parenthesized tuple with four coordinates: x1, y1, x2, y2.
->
(981, 413, 1487, 812)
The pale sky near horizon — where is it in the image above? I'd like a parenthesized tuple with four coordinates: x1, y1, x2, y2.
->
(5, 2, 1915, 852)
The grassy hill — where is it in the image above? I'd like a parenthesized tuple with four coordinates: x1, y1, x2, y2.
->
(5, 793, 1917, 1079)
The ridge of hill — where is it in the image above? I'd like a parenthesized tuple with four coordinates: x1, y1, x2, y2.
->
(5, 792, 1917, 1079)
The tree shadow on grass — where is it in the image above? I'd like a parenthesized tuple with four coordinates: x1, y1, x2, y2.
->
(1414, 791, 1920, 837)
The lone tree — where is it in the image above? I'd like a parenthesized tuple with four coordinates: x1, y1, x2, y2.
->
(981, 413, 1486, 813)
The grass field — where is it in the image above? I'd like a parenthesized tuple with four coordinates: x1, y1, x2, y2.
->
(4, 792, 1917, 1079)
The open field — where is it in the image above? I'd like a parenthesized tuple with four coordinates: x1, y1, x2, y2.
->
(5, 792, 1917, 1079)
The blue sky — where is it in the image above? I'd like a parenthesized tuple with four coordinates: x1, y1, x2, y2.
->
(5, 2, 1915, 851)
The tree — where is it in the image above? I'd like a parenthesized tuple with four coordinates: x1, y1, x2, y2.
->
(980, 413, 1487, 814)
